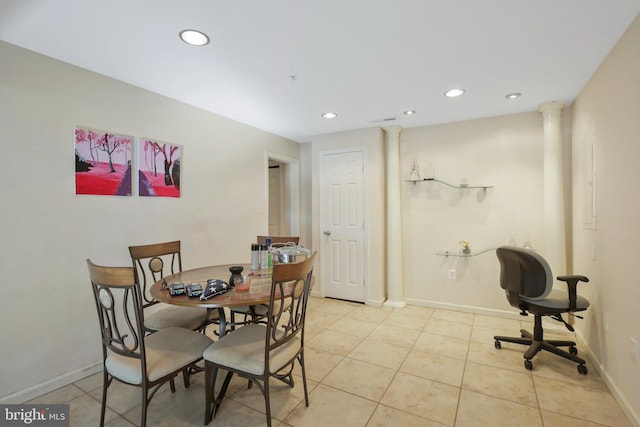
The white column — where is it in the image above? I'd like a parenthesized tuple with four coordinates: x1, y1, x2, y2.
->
(383, 125, 407, 309)
(538, 101, 567, 275)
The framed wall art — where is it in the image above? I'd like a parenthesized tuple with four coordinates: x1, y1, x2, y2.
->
(75, 127, 133, 196)
(138, 138, 181, 197)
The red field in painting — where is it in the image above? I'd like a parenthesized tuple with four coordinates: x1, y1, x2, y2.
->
(141, 171, 180, 197)
(75, 162, 130, 196)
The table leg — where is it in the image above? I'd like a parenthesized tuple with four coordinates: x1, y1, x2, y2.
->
(216, 307, 227, 337)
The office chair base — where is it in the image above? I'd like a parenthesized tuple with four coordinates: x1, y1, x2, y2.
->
(494, 328, 588, 375)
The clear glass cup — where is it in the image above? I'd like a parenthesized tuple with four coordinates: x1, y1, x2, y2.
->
(235, 275, 250, 292)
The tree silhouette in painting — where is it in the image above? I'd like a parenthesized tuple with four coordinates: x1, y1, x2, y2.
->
(75, 128, 103, 166)
(75, 127, 132, 196)
(139, 139, 181, 197)
(75, 149, 92, 172)
(96, 133, 131, 173)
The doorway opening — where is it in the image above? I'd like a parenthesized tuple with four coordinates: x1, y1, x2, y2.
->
(266, 153, 300, 239)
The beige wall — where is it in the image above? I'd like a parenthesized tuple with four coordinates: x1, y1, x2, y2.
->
(0, 41, 300, 401)
(571, 14, 640, 423)
(400, 113, 548, 312)
(307, 112, 554, 314)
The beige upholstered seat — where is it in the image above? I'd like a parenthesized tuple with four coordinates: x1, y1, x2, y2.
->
(87, 259, 213, 427)
(129, 240, 216, 333)
(203, 253, 316, 427)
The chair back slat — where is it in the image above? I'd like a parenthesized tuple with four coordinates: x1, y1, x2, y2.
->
(266, 253, 316, 353)
(87, 259, 145, 361)
(129, 241, 182, 306)
(257, 235, 300, 245)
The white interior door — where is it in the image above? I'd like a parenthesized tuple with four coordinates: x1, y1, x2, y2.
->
(320, 150, 366, 302)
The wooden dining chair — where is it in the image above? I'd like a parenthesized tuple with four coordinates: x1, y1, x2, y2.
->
(87, 259, 213, 427)
(203, 253, 316, 427)
(129, 240, 217, 333)
(230, 235, 302, 326)
(257, 235, 300, 245)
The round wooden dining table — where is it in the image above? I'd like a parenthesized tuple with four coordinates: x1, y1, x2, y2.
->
(150, 264, 276, 336)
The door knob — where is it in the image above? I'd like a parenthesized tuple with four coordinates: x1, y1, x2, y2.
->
(323, 230, 331, 236)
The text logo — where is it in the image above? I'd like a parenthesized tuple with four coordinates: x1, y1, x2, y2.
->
(1, 405, 69, 426)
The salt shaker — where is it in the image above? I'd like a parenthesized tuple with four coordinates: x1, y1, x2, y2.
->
(259, 244, 268, 269)
(251, 244, 260, 270)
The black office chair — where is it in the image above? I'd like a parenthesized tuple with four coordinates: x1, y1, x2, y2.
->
(493, 246, 590, 374)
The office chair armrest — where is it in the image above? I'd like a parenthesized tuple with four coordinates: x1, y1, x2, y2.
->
(557, 275, 589, 312)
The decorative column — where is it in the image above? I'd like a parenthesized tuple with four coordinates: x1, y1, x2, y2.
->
(383, 125, 407, 309)
(538, 101, 567, 275)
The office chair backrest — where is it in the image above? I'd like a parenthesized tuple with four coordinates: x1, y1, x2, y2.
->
(496, 246, 553, 307)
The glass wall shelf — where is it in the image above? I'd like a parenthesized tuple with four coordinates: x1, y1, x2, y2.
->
(437, 247, 496, 257)
(405, 178, 493, 190)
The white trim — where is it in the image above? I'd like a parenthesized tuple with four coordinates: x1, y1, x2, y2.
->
(0, 362, 102, 404)
(265, 152, 301, 238)
(578, 334, 640, 427)
(383, 299, 407, 310)
(366, 298, 385, 308)
(405, 297, 535, 322)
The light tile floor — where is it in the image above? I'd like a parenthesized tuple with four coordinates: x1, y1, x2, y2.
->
(29, 297, 632, 426)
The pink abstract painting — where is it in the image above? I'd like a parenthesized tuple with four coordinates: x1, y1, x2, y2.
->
(138, 139, 181, 197)
(75, 127, 133, 196)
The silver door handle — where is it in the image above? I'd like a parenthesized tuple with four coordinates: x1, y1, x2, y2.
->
(323, 230, 331, 236)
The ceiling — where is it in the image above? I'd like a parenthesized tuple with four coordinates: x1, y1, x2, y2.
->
(1, 0, 639, 142)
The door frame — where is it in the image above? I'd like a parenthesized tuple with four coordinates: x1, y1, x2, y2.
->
(264, 152, 301, 238)
(318, 147, 368, 302)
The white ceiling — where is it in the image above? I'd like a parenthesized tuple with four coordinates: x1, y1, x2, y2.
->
(1, 0, 639, 142)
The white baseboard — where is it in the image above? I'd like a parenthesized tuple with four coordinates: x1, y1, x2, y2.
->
(0, 362, 102, 404)
(404, 297, 532, 322)
(383, 299, 407, 310)
(576, 333, 640, 427)
(365, 298, 385, 307)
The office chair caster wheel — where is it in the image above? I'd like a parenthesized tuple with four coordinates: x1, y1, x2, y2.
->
(524, 360, 533, 370)
(569, 346, 578, 355)
(578, 364, 588, 375)
(494, 340, 501, 349)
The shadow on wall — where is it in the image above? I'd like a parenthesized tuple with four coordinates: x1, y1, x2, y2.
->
(404, 181, 494, 224)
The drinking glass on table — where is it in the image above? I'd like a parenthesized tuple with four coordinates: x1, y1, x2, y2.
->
(235, 275, 250, 292)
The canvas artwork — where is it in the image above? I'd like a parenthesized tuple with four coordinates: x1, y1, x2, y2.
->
(138, 138, 181, 197)
(75, 127, 133, 196)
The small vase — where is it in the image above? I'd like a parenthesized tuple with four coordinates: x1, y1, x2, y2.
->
(462, 247, 471, 255)
(229, 266, 244, 286)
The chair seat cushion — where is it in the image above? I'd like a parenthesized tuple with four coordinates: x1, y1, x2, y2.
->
(145, 304, 208, 331)
(202, 324, 300, 376)
(106, 327, 213, 384)
(522, 289, 590, 311)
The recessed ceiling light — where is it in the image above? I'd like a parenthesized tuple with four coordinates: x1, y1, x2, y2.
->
(321, 112, 337, 119)
(404, 110, 416, 115)
(179, 29, 210, 46)
(505, 92, 522, 99)
(444, 88, 465, 98)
